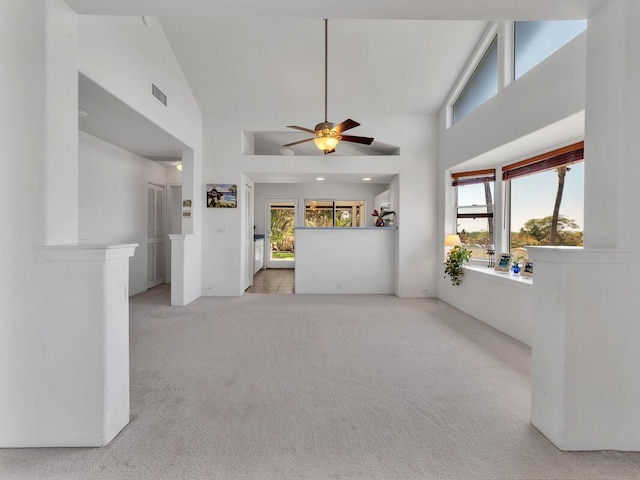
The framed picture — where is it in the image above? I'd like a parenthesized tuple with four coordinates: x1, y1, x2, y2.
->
(182, 210, 192, 217)
(206, 183, 237, 208)
(495, 253, 512, 273)
(182, 199, 192, 208)
(522, 260, 534, 277)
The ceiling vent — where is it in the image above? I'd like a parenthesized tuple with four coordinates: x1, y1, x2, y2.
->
(152, 84, 167, 106)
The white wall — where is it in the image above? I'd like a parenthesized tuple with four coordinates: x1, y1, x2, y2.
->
(1, 1, 204, 447)
(527, 0, 640, 450)
(79, 131, 168, 296)
(202, 113, 437, 297)
(437, 10, 640, 450)
(1, 0, 83, 447)
(254, 182, 390, 234)
(439, 267, 533, 346)
(78, 15, 201, 151)
(45, 0, 80, 245)
(78, 14, 203, 303)
(439, 30, 587, 171)
(436, 24, 588, 338)
(397, 115, 439, 297)
(295, 228, 397, 294)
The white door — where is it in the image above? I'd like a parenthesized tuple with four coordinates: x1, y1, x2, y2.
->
(265, 198, 298, 269)
(147, 183, 165, 289)
(244, 184, 254, 290)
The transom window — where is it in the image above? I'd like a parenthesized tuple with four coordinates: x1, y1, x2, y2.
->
(305, 200, 364, 227)
(453, 35, 498, 124)
(514, 20, 587, 79)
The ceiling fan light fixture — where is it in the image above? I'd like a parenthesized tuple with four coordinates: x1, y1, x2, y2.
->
(314, 130, 341, 153)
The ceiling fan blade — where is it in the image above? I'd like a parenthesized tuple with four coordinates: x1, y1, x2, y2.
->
(283, 137, 315, 147)
(340, 135, 374, 145)
(287, 125, 317, 134)
(324, 149, 336, 155)
(332, 119, 360, 134)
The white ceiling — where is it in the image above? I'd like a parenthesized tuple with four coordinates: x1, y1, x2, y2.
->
(68, 0, 604, 179)
(159, 17, 489, 117)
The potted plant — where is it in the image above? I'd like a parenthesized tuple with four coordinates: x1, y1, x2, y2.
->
(511, 255, 525, 275)
(444, 245, 472, 286)
(371, 208, 396, 227)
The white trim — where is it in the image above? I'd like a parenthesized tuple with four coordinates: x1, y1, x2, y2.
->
(36, 244, 138, 261)
(499, 21, 515, 90)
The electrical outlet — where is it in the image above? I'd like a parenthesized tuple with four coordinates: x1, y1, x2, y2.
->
(336, 284, 343, 289)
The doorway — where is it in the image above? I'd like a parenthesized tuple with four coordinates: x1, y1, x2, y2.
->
(265, 199, 297, 269)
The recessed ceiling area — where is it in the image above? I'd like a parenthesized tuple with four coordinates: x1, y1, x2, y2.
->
(246, 132, 400, 156)
(246, 172, 397, 184)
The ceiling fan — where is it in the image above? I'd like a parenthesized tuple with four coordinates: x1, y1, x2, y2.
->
(283, 19, 374, 155)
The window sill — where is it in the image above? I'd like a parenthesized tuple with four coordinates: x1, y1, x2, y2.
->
(463, 264, 533, 290)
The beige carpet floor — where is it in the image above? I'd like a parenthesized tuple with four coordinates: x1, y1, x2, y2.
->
(2, 285, 640, 479)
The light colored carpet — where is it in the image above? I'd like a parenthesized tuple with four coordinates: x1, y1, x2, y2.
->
(2, 285, 640, 479)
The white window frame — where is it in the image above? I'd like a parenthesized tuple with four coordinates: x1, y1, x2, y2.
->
(304, 199, 366, 228)
(452, 170, 496, 266)
(445, 22, 499, 128)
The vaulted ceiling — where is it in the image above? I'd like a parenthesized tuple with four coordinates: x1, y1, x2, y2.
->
(68, 0, 604, 117)
(69, 0, 604, 161)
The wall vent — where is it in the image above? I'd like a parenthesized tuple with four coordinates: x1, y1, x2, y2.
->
(152, 84, 167, 106)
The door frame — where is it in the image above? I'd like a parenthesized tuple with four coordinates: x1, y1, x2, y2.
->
(264, 197, 298, 269)
(166, 183, 182, 284)
(244, 184, 254, 290)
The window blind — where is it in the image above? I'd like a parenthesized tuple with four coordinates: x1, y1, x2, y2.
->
(451, 168, 496, 187)
(502, 142, 584, 181)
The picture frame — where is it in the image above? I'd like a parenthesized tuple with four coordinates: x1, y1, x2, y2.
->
(206, 183, 238, 208)
(182, 199, 192, 208)
(495, 253, 512, 273)
(522, 260, 534, 278)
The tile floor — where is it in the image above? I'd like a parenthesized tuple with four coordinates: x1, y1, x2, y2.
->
(246, 268, 295, 294)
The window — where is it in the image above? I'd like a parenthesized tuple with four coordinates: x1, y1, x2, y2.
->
(452, 169, 495, 260)
(305, 200, 364, 227)
(453, 36, 498, 124)
(514, 20, 587, 79)
(504, 142, 584, 258)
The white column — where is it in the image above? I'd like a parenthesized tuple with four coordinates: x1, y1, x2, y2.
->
(529, 0, 640, 451)
(0, 244, 137, 447)
(529, 247, 633, 450)
(169, 234, 200, 306)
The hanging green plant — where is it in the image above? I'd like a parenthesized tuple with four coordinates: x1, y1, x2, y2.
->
(444, 245, 472, 286)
